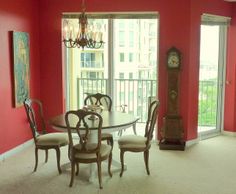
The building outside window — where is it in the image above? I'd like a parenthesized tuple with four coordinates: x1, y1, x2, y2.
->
(129, 73, 133, 79)
(129, 53, 133, 62)
(119, 31, 125, 47)
(129, 31, 134, 47)
(119, 72, 125, 79)
(120, 53, 125, 62)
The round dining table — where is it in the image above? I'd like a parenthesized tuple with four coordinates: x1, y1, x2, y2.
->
(49, 110, 139, 181)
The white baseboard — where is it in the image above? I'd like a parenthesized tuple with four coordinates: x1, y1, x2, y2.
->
(185, 137, 199, 148)
(0, 139, 34, 162)
(222, 130, 236, 137)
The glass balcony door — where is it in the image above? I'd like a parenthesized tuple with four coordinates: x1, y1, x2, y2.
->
(198, 14, 229, 139)
(63, 14, 158, 124)
(112, 18, 157, 122)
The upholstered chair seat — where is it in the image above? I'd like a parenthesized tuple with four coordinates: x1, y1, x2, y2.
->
(73, 143, 112, 160)
(118, 135, 147, 149)
(36, 133, 68, 146)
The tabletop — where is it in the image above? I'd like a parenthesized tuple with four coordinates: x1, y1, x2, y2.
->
(49, 111, 139, 132)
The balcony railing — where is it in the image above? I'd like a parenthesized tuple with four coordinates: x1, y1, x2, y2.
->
(76, 78, 217, 127)
(77, 78, 156, 122)
(198, 80, 217, 127)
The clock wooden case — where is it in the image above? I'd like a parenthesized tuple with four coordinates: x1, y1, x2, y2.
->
(159, 47, 185, 150)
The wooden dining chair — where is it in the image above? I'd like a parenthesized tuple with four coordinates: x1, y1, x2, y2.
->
(118, 100, 160, 177)
(65, 109, 112, 189)
(84, 93, 113, 149)
(24, 98, 69, 174)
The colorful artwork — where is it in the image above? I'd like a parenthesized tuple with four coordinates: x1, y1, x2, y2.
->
(13, 31, 30, 107)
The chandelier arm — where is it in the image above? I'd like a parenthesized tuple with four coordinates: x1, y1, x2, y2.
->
(94, 42, 103, 49)
(63, 39, 76, 48)
(71, 40, 78, 48)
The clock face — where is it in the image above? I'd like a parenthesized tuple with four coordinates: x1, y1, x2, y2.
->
(168, 52, 180, 68)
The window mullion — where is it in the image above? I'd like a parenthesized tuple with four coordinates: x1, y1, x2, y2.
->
(108, 18, 114, 109)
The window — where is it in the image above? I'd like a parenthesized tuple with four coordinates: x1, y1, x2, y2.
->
(119, 73, 124, 79)
(81, 53, 95, 67)
(129, 53, 133, 62)
(129, 20, 135, 29)
(129, 31, 134, 47)
(119, 31, 125, 47)
(129, 73, 133, 79)
(119, 21, 125, 29)
(120, 53, 125, 62)
(89, 72, 97, 79)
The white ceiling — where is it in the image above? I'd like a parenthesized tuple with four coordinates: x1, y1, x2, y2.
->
(224, 0, 236, 2)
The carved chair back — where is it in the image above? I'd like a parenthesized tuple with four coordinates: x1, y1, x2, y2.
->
(65, 109, 103, 154)
(84, 93, 112, 111)
(24, 98, 47, 143)
(144, 100, 160, 146)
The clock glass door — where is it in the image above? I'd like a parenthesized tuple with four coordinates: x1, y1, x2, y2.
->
(198, 14, 229, 139)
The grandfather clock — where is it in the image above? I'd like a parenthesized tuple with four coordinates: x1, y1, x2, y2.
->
(159, 47, 185, 150)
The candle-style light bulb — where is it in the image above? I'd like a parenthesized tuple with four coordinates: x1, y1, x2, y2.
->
(64, 26, 68, 40)
(69, 26, 73, 39)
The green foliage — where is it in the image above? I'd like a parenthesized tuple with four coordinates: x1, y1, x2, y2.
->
(198, 79, 217, 127)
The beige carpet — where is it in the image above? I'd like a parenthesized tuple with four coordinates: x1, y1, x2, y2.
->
(1, 135, 236, 194)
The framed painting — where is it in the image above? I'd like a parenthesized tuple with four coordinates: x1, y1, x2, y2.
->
(12, 31, 30, 107)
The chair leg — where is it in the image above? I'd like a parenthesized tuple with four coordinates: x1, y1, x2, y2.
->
(132, 124, 137, 135)
(68, 145, 71, 161)
(75, 163, 79, 176)
(144, 150, 150, 175)
(45, 149, 48, 163)
(55, 147, 62, 174)
(69, 161, 75, 187)
(108, 137, 114, 150)
(120, 150, 125, 177)
(108, 152, 112, 177)
(97, 161, 103, 189)
(34, 147, 38, 172)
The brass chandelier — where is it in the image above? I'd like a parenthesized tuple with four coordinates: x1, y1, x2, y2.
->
(62, 0, 104, 49)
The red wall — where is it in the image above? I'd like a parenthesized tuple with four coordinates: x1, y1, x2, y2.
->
(158, 1, 192, 140)
(0, 0, 234, 154)
(0, 0, 41, 154)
